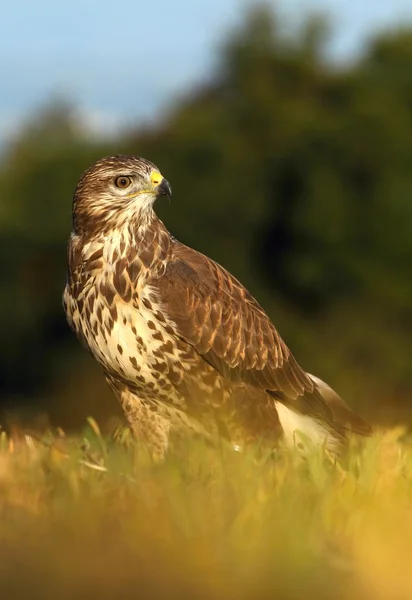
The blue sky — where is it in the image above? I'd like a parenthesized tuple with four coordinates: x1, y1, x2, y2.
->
(2, 0, 412, 144)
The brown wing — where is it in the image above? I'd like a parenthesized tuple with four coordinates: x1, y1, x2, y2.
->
(307, 375, 371, 436)
(149, 241, 339, 426)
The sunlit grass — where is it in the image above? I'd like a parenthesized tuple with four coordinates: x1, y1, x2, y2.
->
(0, 422, 411, 599)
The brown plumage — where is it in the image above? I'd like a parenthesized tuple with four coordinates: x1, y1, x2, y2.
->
(63, 155, 371, 458)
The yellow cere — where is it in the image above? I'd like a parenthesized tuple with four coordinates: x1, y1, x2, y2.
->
(150, 171, 163, 187)
(126, 171, 164, 198)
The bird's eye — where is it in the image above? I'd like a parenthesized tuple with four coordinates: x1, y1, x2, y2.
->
(114, 176, 132, 189)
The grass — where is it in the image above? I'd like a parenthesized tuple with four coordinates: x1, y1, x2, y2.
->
(0, 421, 411, 599)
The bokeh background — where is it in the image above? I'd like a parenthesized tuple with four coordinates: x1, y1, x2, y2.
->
(2, 0, 412, 430)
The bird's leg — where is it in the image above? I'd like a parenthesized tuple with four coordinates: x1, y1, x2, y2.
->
(123, 393, 171, 462)
(105, 377, 170, 461)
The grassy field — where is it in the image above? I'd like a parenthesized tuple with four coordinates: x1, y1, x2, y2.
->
(0, 421, 411, 599)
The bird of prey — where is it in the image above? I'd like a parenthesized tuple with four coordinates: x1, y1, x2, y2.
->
(63, 155, 371, 458)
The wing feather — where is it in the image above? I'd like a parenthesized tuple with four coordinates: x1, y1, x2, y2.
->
(149, 242, 336, 425)
(149, 239, 370, 436)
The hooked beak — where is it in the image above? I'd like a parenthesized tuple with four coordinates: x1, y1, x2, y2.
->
(155, 178, 172, 199)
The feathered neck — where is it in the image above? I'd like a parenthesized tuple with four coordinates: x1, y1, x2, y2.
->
(73, 197, 158, 237)
(80, 211, 172, 275)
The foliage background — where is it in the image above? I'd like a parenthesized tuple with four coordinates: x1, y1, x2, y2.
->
(2, 5, 412, 429)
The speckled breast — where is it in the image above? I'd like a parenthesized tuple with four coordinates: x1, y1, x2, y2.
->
(66, 270, 200, 409)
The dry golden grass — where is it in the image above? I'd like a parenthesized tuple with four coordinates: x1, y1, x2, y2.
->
(0, 421, 411, 599)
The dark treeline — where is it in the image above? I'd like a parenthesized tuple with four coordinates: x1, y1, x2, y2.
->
(2, 6, 412, 427)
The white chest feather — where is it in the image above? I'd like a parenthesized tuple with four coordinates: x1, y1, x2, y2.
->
(64, 230, 196, 406)
(87, 289, 174, 381)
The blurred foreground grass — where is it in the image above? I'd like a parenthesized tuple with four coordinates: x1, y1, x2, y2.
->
(0, 423, 411, 599)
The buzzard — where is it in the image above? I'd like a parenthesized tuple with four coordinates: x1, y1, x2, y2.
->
(63, 155, 371, 458)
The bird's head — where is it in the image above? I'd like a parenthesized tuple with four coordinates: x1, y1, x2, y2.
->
(72, 155, 171, 235)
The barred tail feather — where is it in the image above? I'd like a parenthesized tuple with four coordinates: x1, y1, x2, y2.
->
(275, 401, 342, 452)
(276, 373, 371, 453)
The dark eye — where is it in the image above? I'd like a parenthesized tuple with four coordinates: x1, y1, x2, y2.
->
(114, 176, 132, 189)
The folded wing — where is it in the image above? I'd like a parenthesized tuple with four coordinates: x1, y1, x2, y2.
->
(149, 241, 370, 438)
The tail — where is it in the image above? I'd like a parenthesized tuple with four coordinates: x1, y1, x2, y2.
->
(275, 373, 371, 453)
